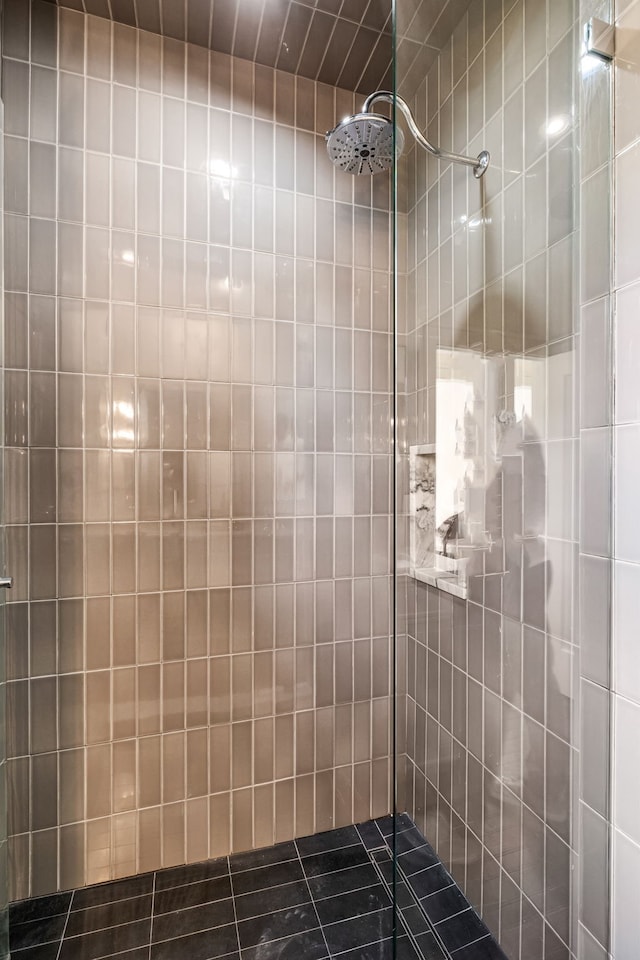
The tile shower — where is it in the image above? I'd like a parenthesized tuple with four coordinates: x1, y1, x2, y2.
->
(0, 0, 630, 958)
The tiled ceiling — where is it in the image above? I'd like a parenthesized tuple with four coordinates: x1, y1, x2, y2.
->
(50, 0, 471, 96)
(50, 0, 393, 93)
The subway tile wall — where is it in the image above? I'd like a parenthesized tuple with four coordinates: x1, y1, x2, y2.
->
(1, 1, 396, 899)
(397, 0, 580, 958)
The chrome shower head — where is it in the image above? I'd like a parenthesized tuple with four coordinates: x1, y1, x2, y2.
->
(326, 90, 490, 179)
(325, 112, 405, 176)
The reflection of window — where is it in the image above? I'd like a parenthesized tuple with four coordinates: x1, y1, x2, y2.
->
(514, 384, 532, 420)
(436, 378, 474, 530)
(436, 347, 488, 553)
(113, 400, 134, 444)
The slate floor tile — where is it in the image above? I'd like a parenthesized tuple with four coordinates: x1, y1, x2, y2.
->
(10, 817, 497, 960)
(323, 907, 394, 955)
(10, 893, 71, 927)
(155, 859, 229, 891)
(10, 913, 67, 951)
(238, 902, 320, 949)
(150, 923, 239, 960)
(241, 928, 328, 960)
(315, 885, 391, 926)
(151, 898, 235, 942)
(234, 878, 311, 921)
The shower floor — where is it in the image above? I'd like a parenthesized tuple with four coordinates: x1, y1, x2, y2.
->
(9, 815, 506, 960)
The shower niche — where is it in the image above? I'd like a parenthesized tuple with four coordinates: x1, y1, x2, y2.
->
(409, 347, 522, 600)
(409, 442, 471, 599)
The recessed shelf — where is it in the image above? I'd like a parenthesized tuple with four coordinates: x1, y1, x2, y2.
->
(409, 443, 469, 600)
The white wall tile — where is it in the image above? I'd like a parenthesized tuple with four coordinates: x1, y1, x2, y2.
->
(612, 828, 640, 960)
(614, 560, 640, 704)
(615, 424, 640, 563)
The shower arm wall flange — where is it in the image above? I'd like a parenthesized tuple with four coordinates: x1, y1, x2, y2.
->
(363, 91, 490, 179)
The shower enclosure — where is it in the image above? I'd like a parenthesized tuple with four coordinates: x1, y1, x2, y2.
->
(0, 0, 616, 957)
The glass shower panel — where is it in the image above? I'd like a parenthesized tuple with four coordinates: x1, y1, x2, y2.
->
(393, 0, 589, 957)
(0, 86, 9, 960)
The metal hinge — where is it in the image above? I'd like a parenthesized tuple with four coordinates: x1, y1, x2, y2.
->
(584, 18, 615, 63)
(0, 577, 14, 589)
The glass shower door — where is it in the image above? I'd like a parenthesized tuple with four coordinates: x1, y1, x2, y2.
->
(0, 87, 9, 960)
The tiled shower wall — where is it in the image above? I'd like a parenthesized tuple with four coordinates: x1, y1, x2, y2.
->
(1, 1, 395, 899)
(399, 0, 579, 958)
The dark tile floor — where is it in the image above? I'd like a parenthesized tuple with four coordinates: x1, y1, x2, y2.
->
(9, 815, 508, 960)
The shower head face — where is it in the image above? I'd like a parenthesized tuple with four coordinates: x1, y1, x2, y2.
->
(325, 112, 404, 175)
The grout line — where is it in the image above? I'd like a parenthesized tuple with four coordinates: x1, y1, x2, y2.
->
(54, 889, 74, 960)
(367, 846, 430, 959)
(379, 821, 456, 960)
(449, 932, 492, 954)
(293, 838, 332, 960)
(226, 854, 242, 960)
(433, 904, 473, 926)
(148, 869, 156, 960)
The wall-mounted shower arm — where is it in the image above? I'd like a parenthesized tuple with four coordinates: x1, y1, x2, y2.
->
(363, 91, 490, 179)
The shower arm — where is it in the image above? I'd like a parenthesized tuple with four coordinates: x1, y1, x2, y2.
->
(363, 91, 490, 179)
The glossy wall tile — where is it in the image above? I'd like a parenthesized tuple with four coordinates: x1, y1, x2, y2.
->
(1, 1, 396, 899)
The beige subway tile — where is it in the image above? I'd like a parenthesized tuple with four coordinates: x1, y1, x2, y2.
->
(184, 727, 207, 800)
(162, 802, 186, 867)
(185, 796, 209, 865)
(209, 793, 231, 859)
(113, 594, 136, 667)
(29, 372, 56, 446)
(210, 589, 230, 655)
(86, 523, 111, 596)
(60, 822, 85, 892)
(86, 671, 111, 745)
(113, 668, 136, 742)
(137, 524, 161, 595)
(163, 731, 186, 804)
(58, 674, 85, 750)
(112, 739, 137, 814)
(6, 603, 28, 681)
(29, 600, 56, 678)
(186, 521, 208, 589)
(138, 451, 161, 522)
(162, 521, 185, 591)
(209, 383, 231, 450)
(138, 663, 161, 737)
(186, 657, 208, 728)
(137, 379, 161, 451)
(30, 524, 56, 600)
(163, 661, 185, 732)
(31, 751, 57, 831)
(138, 735, 161, 810)
(185, 451, 207, 519)
(232, 788, 252, 852)
(86, 743, 112, 819)
(29, 449, 54, 525)
(232, 722, 252, 789)
(31, 828, 58, 898)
